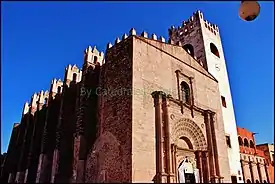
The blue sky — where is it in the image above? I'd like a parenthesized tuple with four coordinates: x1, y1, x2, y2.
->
(1, 2, 274, 153)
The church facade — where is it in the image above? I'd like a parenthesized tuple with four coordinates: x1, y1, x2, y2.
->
(1, 10, 243, 183)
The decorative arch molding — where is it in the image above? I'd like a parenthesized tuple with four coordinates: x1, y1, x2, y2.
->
(171, 118, 207, 151)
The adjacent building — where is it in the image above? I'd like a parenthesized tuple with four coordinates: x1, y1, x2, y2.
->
(256, 143, 274, 183)
(237, 127, 273, 183)
(1, 10, 246, 183)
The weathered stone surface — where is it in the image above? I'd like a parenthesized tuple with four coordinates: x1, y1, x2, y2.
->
(2, 10, 240, 184)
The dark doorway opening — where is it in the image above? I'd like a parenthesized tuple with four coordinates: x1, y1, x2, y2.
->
(185, 173, 196, 183)
(231, 176, 238, 183)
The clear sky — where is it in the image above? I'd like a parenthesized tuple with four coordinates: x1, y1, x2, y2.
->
(1, 2, 274, 153)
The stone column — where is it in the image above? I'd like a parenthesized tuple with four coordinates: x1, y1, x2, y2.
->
(202, 151, 210, 183)
(264, 161, 270, 183)
(195, 151, 204, 183)
(249, 161, 255, 183)
(152, 91, 165, 183)
(240, 160, 246, 182)
(256, 162, 262, 182)
(259, 163, 267, 182)
(209, 112, 220, 182)
(170, 144, 177, 183)
(252, 161, 260, 182)
(162, 96, 172, 183)
(204, 111, 216, 182)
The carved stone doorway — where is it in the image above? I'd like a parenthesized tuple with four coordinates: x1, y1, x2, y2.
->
(177, 149, 200, 183)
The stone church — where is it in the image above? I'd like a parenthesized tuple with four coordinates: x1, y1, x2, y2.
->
(1, 10, 243, 183)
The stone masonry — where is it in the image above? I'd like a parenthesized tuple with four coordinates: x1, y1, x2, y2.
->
(1, 10, 243, 183)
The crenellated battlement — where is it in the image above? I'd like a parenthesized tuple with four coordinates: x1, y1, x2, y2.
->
(106, 29, 135, 51)
(38, 90, 49, 105)
(106, 27, 199, 62)
(84, 46, 104, 67)
(22, 102, 29, 115)
(169, 10, 219, 37)
(65, 64, 82, 83)
(203, 19, 219, 35)
(30, 93, 40, 107)
(13, 123, 20, 128)
(51, 78, 63, 94)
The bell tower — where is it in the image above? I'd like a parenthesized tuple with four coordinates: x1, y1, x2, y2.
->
(169, 10, 243, 183)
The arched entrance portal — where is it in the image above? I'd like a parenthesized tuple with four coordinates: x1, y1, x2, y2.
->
(176, 136, 200, 183)
(171, 118, 208, 183)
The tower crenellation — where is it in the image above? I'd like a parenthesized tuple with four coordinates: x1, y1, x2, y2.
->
(64, 64, 82, 85)
(22, 102, 29, 116)
(84, 45, 104, 72)
(37, 90, 49, 109)
(122, 33, 128, 40)
(151, 33, 157, 40)
(50, 78, 63, 96)
(30, 92, 39, 114)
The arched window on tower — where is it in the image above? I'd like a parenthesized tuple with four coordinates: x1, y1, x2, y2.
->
(183, 44, 194, 57)
(181, 81, 191, 105)
(210, 43, 220, 58)
(244, 138, 249, 147)
(249, 140, 255, 148)
(238, 136, 243, 146)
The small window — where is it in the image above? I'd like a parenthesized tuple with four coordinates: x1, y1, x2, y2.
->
(238, 177, 242, 181)
(210, 43, 220, 58)
(226, 136, 231, 148)
(221, 96, 227, 108)
(181, 82, 191, 105)
(231, 176, 237, 183)
(247, 179, 251, 183)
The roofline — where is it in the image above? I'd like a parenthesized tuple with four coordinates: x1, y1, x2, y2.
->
(134, 35, 218, 83)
